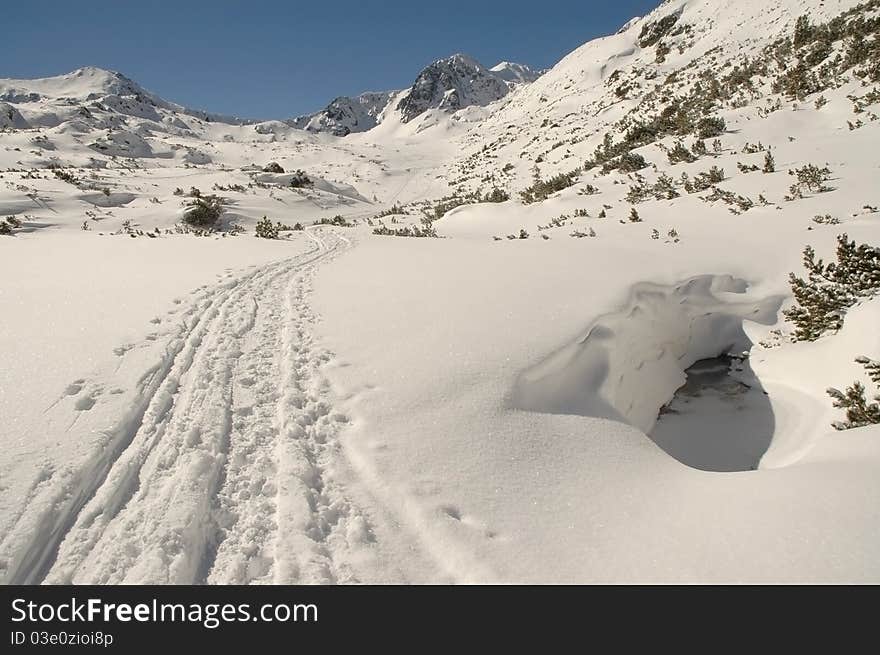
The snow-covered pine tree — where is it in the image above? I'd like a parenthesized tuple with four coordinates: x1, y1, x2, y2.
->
(827, 235, 880, 294)
(255, 216, 279, 239)
(827, 356, 880, 430)
(785, 235, 880, 341)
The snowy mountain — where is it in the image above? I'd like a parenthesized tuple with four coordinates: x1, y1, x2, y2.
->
(0, 66, 146, 103)
(396, 53, 535, 123)
(1, 0, 879, 586)
(0, 66, 253, 132)
(289, 91, 396, 136)
(290, 54, 541, 135)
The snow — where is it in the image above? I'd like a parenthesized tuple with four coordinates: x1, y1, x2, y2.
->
(1, 0, 879, 584)
(489, 62, 543, 84)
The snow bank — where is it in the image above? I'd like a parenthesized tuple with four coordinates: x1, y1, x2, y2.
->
(511, 275, 783, 433)
(77, 191, 137, 208)
(89, 130, 154, 157)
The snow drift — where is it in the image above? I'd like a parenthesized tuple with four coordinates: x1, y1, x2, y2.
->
(511, 275, 784, 435)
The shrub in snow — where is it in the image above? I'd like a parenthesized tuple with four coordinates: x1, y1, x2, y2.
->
(372, 223, 438, 237)
(638, 13, 680, 48)
(182, 194, 223, 227)
(785, 234, 880, 341)
(433, 193, 477, 219)
(289, 170, 313, 188)
(827, 356, 880, 430)
(601, 152, 648, 175)
(315, 215, 352, 227)
(655, 41, 672, 64)
(774, 61, 822, 100)
(626, 173, 679, 204)
(520, 168, 582, 204)
(701, 186, 754, 212)
(763, 151, 776, 173)
(52, 168, 78, 185)
(789, 163, 833, 193)
(255, 216, 280, 239)
(696, 116, 726, 139)
(681, 166, 725, 193)
(484, 187, 509, 203)
(263, 162, 284, 173)
(667, 141, 697, 164)
(0, 216, 22, 235)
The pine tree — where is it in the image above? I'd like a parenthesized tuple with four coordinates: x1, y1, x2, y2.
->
(763, 150, 776, 173)
(785, 235, 880, 340)
(667, 141, 697, 164)
(790, 163, 832, 192)
(255, 216, 279, 239)
(827, 356, 880, 430)
(827, 236, 880, 294)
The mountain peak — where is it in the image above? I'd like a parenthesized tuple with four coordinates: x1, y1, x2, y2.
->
(0, 66, 146, 104)
(442, 53, 485, 68)
(395, 53, 535, 124)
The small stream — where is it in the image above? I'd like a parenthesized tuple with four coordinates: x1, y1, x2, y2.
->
(650, 354, 773, 472)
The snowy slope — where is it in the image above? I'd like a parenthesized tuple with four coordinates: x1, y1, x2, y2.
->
(444, 0, 871, 194)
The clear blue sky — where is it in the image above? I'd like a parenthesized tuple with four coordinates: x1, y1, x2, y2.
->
(5, 0, 660, 119)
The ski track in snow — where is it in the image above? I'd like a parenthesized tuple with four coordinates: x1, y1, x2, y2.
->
(1, 228, 373, 585)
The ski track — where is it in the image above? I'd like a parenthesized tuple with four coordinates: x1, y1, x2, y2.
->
(2, 228, 371, 585)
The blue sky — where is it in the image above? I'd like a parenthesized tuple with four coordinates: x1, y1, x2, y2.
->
(5, 0, 660, 119)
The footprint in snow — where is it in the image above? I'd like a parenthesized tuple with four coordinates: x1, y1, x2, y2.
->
(74, 393, 98, 411)
(64, 380, 85, 396)
(440, 505, 462, 521)
(439, 504, 499, 541)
